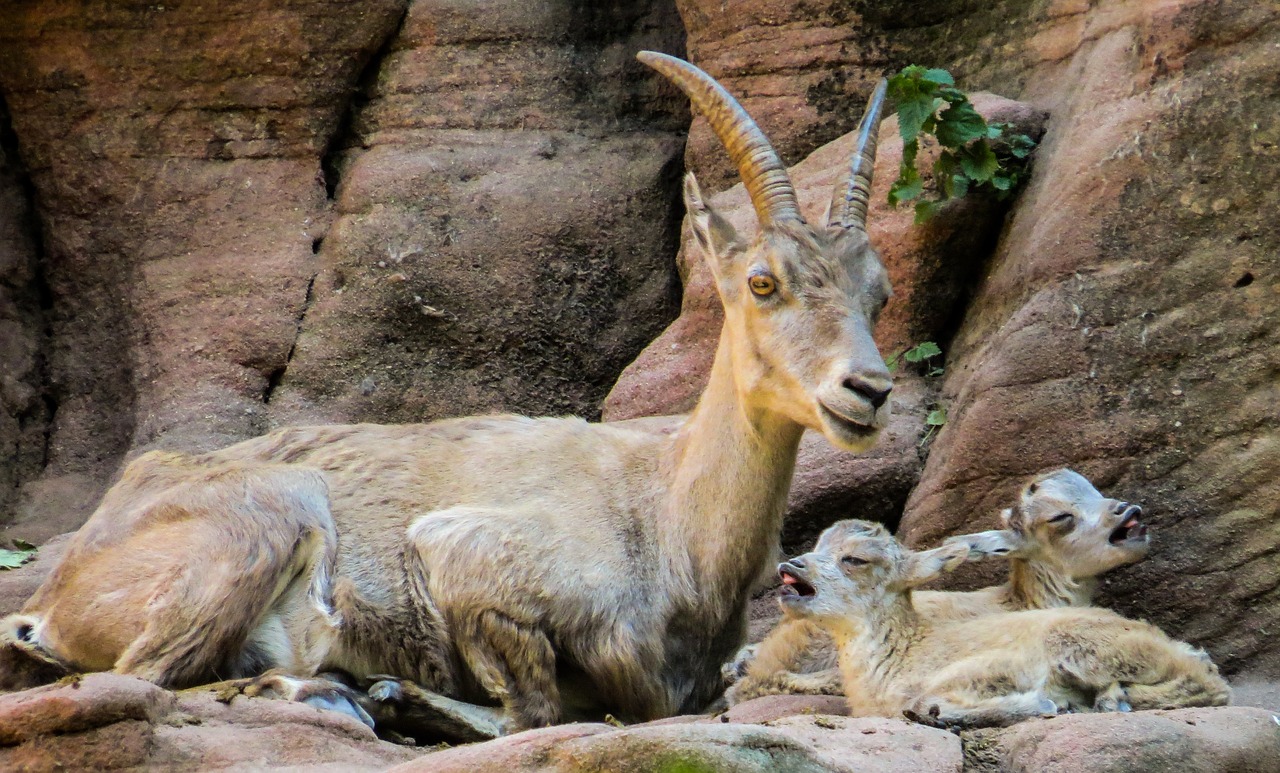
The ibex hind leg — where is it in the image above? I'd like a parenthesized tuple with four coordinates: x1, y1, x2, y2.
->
(189, 671, 375, 730)
(115, 468, 341, 686)
(362, 675, 512, 743)
(907, 690, 1059, 729)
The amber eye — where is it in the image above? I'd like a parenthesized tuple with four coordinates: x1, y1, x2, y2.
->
(748, 273, 777, 297)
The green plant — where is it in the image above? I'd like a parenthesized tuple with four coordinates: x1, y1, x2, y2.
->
(920, 406, 947, 446)
(886, 66, 1037, 223)
(887, 340, 943, 377)
(0, 539, 36, 570)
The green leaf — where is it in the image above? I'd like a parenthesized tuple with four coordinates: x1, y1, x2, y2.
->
(11, 538, 35, 550)
(1009, 134, 1037, 158)
(991, 173, 1013, 191)
(904, 341, 942, 362)
(923, 68, 955, 86)
(951, 174, 970, 198)
(913, 199, 939, 223)
(896, 94, 936, 146)
(0, 547, 36, 570)
(935, 100, 988, 146)
(959, 141, 999, 182)
(889, 165, 923, 206)
(902, 138, 919, 169)
(925, 407, 948, 427)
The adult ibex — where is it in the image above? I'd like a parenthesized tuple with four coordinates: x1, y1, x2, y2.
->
(725, 469, 1151, 703)
(0, 53, 894, 737)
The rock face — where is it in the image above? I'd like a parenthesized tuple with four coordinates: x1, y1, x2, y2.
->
(894, 0, 1280, 678)
(664, 0, 1280, 678)
(0, 0, 687, 536)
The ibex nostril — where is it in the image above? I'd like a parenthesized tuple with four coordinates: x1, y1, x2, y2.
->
(843, 376, 892, 409)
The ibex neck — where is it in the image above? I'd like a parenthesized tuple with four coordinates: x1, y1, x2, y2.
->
(1004, 558, 1094, 609)
(830, 596, 919, 715)
(661, 330, 803, 615)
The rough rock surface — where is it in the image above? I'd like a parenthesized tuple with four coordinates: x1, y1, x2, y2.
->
(896, 0, 1280, 678)
(605, 95, 1046, 548)
(0, 674, 420, 771)
(393, 714, 962, 773)
(963, 707, 1280, 773)
(0, 0, 687, 535)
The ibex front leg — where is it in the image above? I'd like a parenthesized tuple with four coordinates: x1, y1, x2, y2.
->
(409, 506, 565, 731)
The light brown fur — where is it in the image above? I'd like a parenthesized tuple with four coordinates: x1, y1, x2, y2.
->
(0, 56, 896, 736)
(725, 469, 1151, 703)
(778, 520, 1229, 727)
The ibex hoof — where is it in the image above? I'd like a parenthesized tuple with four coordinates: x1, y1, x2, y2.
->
(302, 692, 376, 730)
(369, 678, 405, 703)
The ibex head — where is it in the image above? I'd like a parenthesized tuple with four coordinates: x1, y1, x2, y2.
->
(944, 469, 1150, 579)
(776, 519, 970, 623)
(639, 52, 893, 451)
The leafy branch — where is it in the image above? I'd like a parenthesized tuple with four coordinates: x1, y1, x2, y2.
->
(886, 66, 1037, 223)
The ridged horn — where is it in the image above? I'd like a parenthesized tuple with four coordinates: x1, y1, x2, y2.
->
(827, 78, 888, 231)
(637, 50, 802, 228)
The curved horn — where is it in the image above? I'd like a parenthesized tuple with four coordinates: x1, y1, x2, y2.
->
(827, 78, 888, 231)
(637, 51, 802, 228)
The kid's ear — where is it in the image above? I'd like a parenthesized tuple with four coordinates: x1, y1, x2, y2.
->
(683, 172, 741, 269)
(897, 542, 971, 589)
(944, 529, 1028, 560)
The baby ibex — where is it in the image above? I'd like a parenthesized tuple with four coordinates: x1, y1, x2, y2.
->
(726, 469, 1150, 703)
(778, 520, 1229, 727)
(0, 54, 896, 738)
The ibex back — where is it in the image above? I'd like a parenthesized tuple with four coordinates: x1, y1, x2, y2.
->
(0, 53, 894, 735)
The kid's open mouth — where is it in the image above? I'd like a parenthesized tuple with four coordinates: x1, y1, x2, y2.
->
(1108, 511, 1148, 545)
(779, 567, 817, 597)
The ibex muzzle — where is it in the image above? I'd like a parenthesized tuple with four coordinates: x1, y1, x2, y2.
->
(640, 53, 893, 451)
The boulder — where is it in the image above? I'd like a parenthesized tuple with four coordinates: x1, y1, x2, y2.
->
(968, 707, 1280, 773)
(0, 674, 421, 771)
(393, 716, 962, 773)
(897, 0, 1280, 677)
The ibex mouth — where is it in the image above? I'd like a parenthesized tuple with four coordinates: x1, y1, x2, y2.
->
(818, 403, 877, 439)
(1108, 511, 1148, 545)
(779, 568, 817, 598)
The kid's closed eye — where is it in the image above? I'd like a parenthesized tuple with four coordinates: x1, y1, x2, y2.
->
(841, 555, 869, 566)
(1049, 512, 1074, 523)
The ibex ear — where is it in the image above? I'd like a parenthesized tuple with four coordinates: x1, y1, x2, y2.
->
(944, 529, 1027, 560)
(684, 172, 741, 268)
(896, 542, 971, 590)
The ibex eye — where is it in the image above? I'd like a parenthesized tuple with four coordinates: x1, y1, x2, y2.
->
(841, 555, 868, 566)
(748, 273, 777, 297)
(1050, 512, 1074, 524)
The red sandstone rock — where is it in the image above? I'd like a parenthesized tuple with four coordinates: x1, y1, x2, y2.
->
(982, 708, 1280, 773)
(896, 0, 1280, 677)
